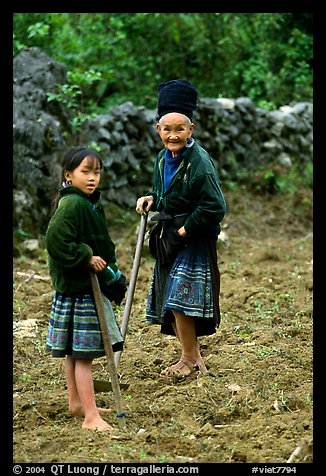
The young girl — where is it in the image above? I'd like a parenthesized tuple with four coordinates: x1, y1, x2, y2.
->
(45, 146, 126, 432)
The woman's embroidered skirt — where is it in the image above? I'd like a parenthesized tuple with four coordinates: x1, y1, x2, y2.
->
(145, 237, 221, 337)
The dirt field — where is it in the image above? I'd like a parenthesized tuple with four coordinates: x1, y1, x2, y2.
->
(13, 188, 313, 464)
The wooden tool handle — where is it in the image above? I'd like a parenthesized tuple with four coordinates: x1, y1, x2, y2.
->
(90, 271, 126, 429)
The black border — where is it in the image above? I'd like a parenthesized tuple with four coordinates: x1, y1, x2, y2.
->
(8, 3, 317, 473)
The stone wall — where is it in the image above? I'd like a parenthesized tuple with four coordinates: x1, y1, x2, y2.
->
(13, 48, 313, 237)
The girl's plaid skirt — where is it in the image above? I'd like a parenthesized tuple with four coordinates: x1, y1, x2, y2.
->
(146, 237, 221, 337)
(46, 291, 123, 359)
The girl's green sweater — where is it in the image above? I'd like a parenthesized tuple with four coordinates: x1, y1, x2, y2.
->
(45, 187, 118, 295)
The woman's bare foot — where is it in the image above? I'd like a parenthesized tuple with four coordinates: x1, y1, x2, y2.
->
(82, 416, 113, 432)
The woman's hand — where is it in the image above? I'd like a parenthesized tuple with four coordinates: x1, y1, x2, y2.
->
(89, 256, 107, 272)
(136, 196, 154, 215)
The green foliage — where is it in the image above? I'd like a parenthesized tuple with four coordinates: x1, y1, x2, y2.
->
(47, 83, 81, 110)
(226, 159, 313, 196)
(46, 69, 103, 136)
(27, 21, 50, 40)
(13, 13, 313, 115)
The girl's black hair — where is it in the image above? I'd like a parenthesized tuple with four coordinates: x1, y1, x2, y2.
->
(50, 146, 103, 215)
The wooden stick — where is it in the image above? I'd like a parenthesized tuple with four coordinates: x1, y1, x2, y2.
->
(114, 212, 147, 368)
(90, 272, 126, 429)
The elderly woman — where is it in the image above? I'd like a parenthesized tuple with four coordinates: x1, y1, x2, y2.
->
(136, 79, 227, 379)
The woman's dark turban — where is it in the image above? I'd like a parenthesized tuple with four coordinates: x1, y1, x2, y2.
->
(157, 79, 198, 121)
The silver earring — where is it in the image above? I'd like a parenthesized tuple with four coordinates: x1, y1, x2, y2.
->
(62, 179, 72, 188)
(185, 137, 194, 148)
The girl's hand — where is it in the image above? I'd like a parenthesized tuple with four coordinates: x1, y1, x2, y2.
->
(89, 256, 107, 272)
(178, 226, 187, 237)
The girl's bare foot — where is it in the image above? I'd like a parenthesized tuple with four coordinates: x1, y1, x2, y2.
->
(70, 406, 112, 417)
(69, 405, 84, 417)
(82, 416, 113, 432)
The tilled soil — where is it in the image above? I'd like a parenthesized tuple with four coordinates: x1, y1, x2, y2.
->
(13, 189, 313, 464)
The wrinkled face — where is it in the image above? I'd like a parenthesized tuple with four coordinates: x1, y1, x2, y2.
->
(64, 156, 101, 195)
(156, 112, 195, 157)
